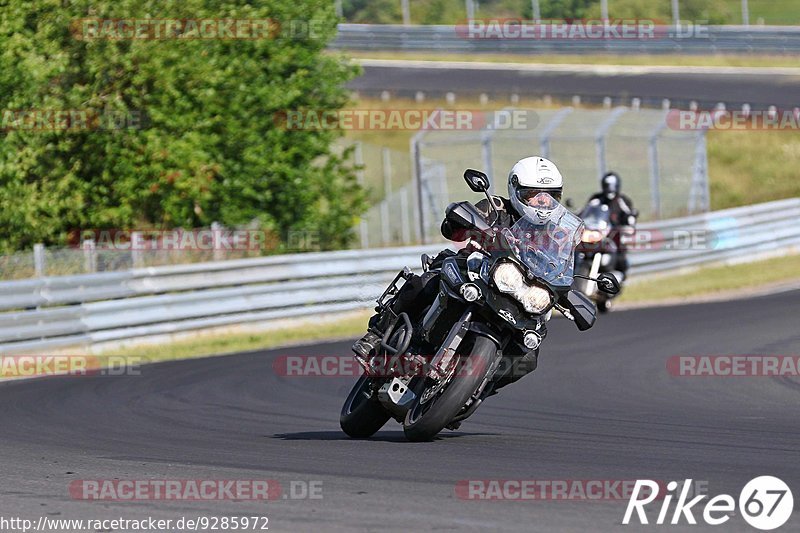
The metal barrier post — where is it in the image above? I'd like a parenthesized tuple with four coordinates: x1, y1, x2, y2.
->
(212, 222, 224, 261)
(400, 188, 411, 244)
(131, 231, 144, 268)
(33, 244, 45, 277)
(481, 127, 495, 194)
(595, 107, 627, 177)
(648, 112, 669, 219)
(690, 130, 710, 213)
(539, 107, 573, 159)
(411, 130, 427, 244)
(355, 142, 369, 248)
(382, 148, 392, 245)
(82, 239, 97, 273)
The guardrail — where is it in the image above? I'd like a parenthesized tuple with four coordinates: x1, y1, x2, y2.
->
(1, 198, 798, 353)
(332, 24, 800, 55)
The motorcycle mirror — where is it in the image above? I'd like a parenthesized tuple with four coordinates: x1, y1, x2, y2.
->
(596, 273, 621, 295)
(564, 290, 596, 331)
(464, 169, 490, 193)
(445, 201, 493, 236)
(464, 168, 501, 225)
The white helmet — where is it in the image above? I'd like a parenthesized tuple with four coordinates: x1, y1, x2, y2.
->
(508, 157, 564, 221)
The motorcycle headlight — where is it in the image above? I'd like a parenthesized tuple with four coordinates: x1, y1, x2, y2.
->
(493, 263, 525, 293)
(519, 283, 553, 314)
(492, 263, 553, 314)
(581, 229, 604, 243)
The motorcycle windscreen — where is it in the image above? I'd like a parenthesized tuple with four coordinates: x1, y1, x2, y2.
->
(502, 194, 584, 288)
(579, 201, 612, 232)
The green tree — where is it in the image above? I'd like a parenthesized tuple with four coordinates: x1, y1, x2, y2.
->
(343, 0, 403, 24)
(0, 0, 365, 253)
(535, 0, 599, 19)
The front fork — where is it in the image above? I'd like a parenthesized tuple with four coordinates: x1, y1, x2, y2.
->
(586, 252, 603, 297)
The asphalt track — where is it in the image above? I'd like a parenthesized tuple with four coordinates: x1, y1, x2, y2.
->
(348, 60, 800, 110)
(1, 288, 799, 532)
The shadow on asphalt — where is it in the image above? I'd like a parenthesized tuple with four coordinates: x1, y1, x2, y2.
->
(271, 430, 499, 442)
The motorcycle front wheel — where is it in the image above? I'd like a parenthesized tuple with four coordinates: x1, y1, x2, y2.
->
(403, 335, 495, 442)
(340, 374, 391, 438)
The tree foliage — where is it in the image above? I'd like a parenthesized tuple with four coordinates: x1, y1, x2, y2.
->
(0, 0, 364, 253)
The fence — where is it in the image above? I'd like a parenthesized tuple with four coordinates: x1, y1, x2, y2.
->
(410, 106, 708, 243)
(354, 144, 418, 248)
(332, 24, 800, 55)
(0, 198, 798, 354)
(0, 105, 706, 278)
(0, 223, 267, 281)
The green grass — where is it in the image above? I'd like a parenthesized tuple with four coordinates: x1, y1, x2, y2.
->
(721, 0, 800, 25)
(94, 311, 373, 362)
(620, 253, 800, 303)
(707, 130, 800, 210)
(343, 50, 800, 69)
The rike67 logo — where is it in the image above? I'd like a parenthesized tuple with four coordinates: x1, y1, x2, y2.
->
(623, 477, 793, 530)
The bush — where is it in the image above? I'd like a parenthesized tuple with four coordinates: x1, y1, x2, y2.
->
(0, 0, 365, 253)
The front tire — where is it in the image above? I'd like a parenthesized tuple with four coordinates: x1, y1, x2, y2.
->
(403, 335, 495, 442)
(340, 375, 391, 438)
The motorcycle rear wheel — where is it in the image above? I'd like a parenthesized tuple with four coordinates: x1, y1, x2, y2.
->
(403, 335, 495, 442)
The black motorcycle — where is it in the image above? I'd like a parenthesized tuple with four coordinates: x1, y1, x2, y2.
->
(572, 201, 632, 312)
(340, 170, 620, 441)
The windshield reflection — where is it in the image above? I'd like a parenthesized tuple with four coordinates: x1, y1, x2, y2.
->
(501, 194, 583, 287)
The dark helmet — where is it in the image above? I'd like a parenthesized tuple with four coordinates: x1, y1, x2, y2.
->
(601, 172, 621, 201)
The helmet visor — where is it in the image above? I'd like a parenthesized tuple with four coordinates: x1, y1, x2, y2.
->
(517, 187, 562, 205)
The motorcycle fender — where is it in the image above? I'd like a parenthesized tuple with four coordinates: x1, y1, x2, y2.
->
(564, 290, 597, 331)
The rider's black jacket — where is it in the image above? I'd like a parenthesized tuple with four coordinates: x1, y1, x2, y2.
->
(586, 193, 637, 228)
(584, 193, 636, 275)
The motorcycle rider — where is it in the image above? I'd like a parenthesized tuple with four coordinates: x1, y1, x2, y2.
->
(352, 157, 566, 387)
(583, 171, 637, 281)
